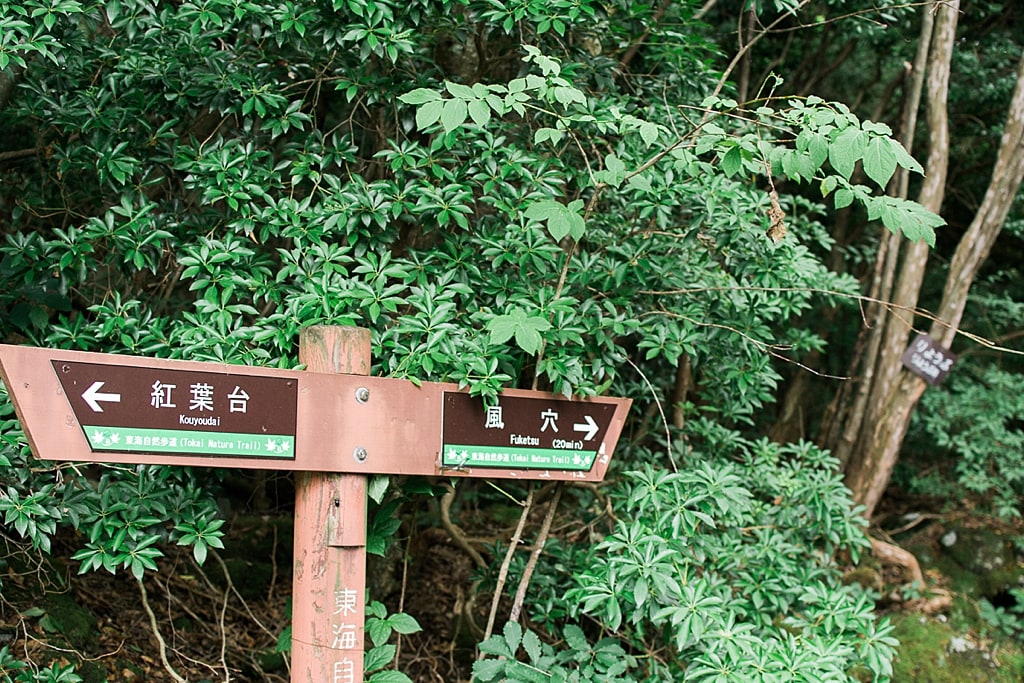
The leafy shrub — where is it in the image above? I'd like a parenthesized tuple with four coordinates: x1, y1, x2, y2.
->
(914, 365, 1024, 519)
(0, 0, 938, 680)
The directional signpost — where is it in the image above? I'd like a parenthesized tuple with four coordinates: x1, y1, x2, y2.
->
(0, 327, 631, 683)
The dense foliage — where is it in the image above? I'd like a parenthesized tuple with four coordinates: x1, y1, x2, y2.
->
(6, 0, 1014, 681)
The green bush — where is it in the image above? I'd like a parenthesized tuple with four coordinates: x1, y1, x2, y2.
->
(0, 0, 946, 679)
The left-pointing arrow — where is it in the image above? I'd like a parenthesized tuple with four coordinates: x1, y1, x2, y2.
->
(82, 381, 121, 412)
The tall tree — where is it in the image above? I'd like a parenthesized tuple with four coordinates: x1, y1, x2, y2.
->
(826, 0, 1024, 518)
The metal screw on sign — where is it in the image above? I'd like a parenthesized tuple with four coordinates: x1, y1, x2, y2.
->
(355, 387, 370, 403)
(353, 446, 368, 462)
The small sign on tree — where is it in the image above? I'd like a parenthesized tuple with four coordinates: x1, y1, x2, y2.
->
(901, 333, 956, 385)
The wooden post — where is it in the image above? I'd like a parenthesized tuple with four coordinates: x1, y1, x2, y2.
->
(293, 326, 371, 683)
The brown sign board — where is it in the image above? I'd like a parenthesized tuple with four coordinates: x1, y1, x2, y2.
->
(442, 392, 617, 477)
(0, 345, 631, 482)
(900, 333, 956, 386)
(51, 360, 299, 460)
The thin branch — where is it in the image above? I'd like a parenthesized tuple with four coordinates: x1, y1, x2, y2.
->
(694, 0, 720, 21)
(208, 551, 278, 642)
(617, 0, 672, 76)
(481, 483, 535, 644)
(216, 556, 232, 682)
(640, 309, 851, 380)
(709, 0, 816, 103)
(396, 509, 414, 664)
(638, 284, 1024, 357)
(440, 482, 487, 569)
(508, 484, 562, 623)
(624, 356, 679, 472)
(0, 148, 37, 163)
(137, 577, 188, 683)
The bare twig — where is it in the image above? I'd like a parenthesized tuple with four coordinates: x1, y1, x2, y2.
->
(396, 504, 416, 663)
(624, 357, 678, 472)
(509, 484, 563, 623)
(137, 577, 188, 683)
(209, 551, 277, 642)
(216, 557, 231, 682)
(638, 284, 1024, 357)
(267, 522, 279, 602)
(481, 483, 535, 644)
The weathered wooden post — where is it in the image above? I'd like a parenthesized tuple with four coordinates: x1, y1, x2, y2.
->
(292, 326, 370, 682)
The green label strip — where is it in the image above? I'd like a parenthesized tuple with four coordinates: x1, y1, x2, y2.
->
(442, 445, 595, 471)
(83, 425, 295, 459)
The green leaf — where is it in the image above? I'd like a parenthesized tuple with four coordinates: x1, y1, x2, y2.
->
(367, 672, 413, 683)
(275, 625, 291, 653)
(563, 624, 588, 651)
(486, 307, 552, 355)
(364, 643, 397, 672)
(876, 196, 944, 247)
(808, 132, 830, 170)
(468, 99, 491, 127)
(565, 199, 586, 240)
(524, 198, 585, 241)
(639, 121, 659, 146)
(890, 138, 924, 175)
(415, 100, 443, 130)
(720, 145, 742, 177)
(534, 127, 564, 145)
(834, 187, 854, 209)
(398, 88, 442, 105)
(386, 612, 421, 634)
(368, 475, 390, 504)
(502, 621, 523, 653)
(504, 660, 549, 683)
(192, 539, 209, 565)
(364, 618, 387, 651)
(478, 634, 515, 659)
(472, 659, 506, 681)
(829, 126, 865, 180)
(601, 152, 627, 187)
(626, 173, 652, 193)
(524, 199, 560, 223)
(522, 628, 542, 662)
(862, 136, 898, 189)
(440, 99, 468, 132)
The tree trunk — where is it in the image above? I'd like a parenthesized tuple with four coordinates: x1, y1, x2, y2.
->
(930, 50, 1024, 347)
(842, 3, 1024, 519)
(819, 3, 936, 466)
(778, 14, 933, 453)
(840, 0, 958, 517)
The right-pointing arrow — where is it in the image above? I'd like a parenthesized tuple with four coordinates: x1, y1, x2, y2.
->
(82, 381, 121, 413)
(573, 414, 599, 441)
